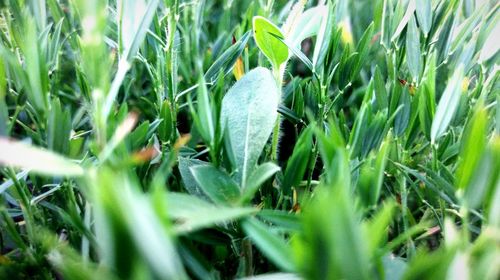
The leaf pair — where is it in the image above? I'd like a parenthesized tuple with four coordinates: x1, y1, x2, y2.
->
(253, 3, 331, 74)
(179, 67, 280, 204)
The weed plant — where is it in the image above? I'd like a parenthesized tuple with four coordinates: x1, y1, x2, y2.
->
(0, 0, 499, 279)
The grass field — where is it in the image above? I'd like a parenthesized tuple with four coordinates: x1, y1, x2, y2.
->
(0, 0, 499, 279)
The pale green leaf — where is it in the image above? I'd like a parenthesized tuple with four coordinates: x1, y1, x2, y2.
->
(288, 6, 325, 48)
(456, 105, 488, 190)
(253, 16, 289, 68)
(190, 165, 240, 205)
(431, 65, 464, 144)
(312, 3, 334, 71)
(415, 0, 432, 37)
(242, 217, 295, 272)
(178, 157, 211, 199)
(391, 0, 416, 42)
(240, 273, 301, 280)
(382, 255, 407, 280)
(406, 16, 421, 81)
(0, 138, 84, 177)
(166, 193, 256, 233)
(117, 0, 159, 61)
(220, 67, 280, 187)
(240, 162, 280, 204)
(103, 0, 159, 120)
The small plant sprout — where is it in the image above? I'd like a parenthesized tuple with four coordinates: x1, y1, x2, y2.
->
(0, 1, 498, 279)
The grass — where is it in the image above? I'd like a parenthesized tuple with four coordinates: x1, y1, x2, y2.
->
(0, 0, 499, 279)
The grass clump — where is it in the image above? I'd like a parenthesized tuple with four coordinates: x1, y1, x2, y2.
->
(0, 0, 499, 279)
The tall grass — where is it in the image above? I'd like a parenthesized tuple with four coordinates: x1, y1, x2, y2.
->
(0, 0, 499, 279)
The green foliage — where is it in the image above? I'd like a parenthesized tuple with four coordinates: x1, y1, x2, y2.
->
(253, 16, 289, 70)
(431, 65, 465, 144)
(220, 67, 279, 187)
(0, 0, 499, 279)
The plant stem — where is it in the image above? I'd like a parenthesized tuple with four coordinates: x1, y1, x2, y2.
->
(242, 238, 253, 276)
(396, 139, 414, 257)
(271, 116, 281, 161)
(271, 67, 284, 161)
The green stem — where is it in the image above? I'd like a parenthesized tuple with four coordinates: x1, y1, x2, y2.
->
(397, 139, 414, 257)
(460, 206, 470, 243)
(242, 238, 253, 276)
(305, 144, 319, 194)
(271, 116, 281, 161)
(271, 67, 284, 161)
(166, 5, 179, 144)
(432, 144, 439, 172)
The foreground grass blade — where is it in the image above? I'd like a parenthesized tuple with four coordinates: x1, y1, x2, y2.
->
(242, 217, 296, 272)
(0, 1, 498, 278)
(297, 186, 370, 280)
(0, 138, 84, 176)
(167, 193, 256, 233)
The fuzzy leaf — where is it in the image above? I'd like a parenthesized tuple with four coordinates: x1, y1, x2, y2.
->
(220, 67, 280, 187)
(240, 162, 280, 204)
(190, 165, 240, 205)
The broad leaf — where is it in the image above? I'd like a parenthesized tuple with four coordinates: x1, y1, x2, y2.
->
(220, 67, 280, 187)
(253, 16, 288, 68)
(190, 165, 240, 205)
(240, 162, 280, 204)
(178, 157, 210, 198)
